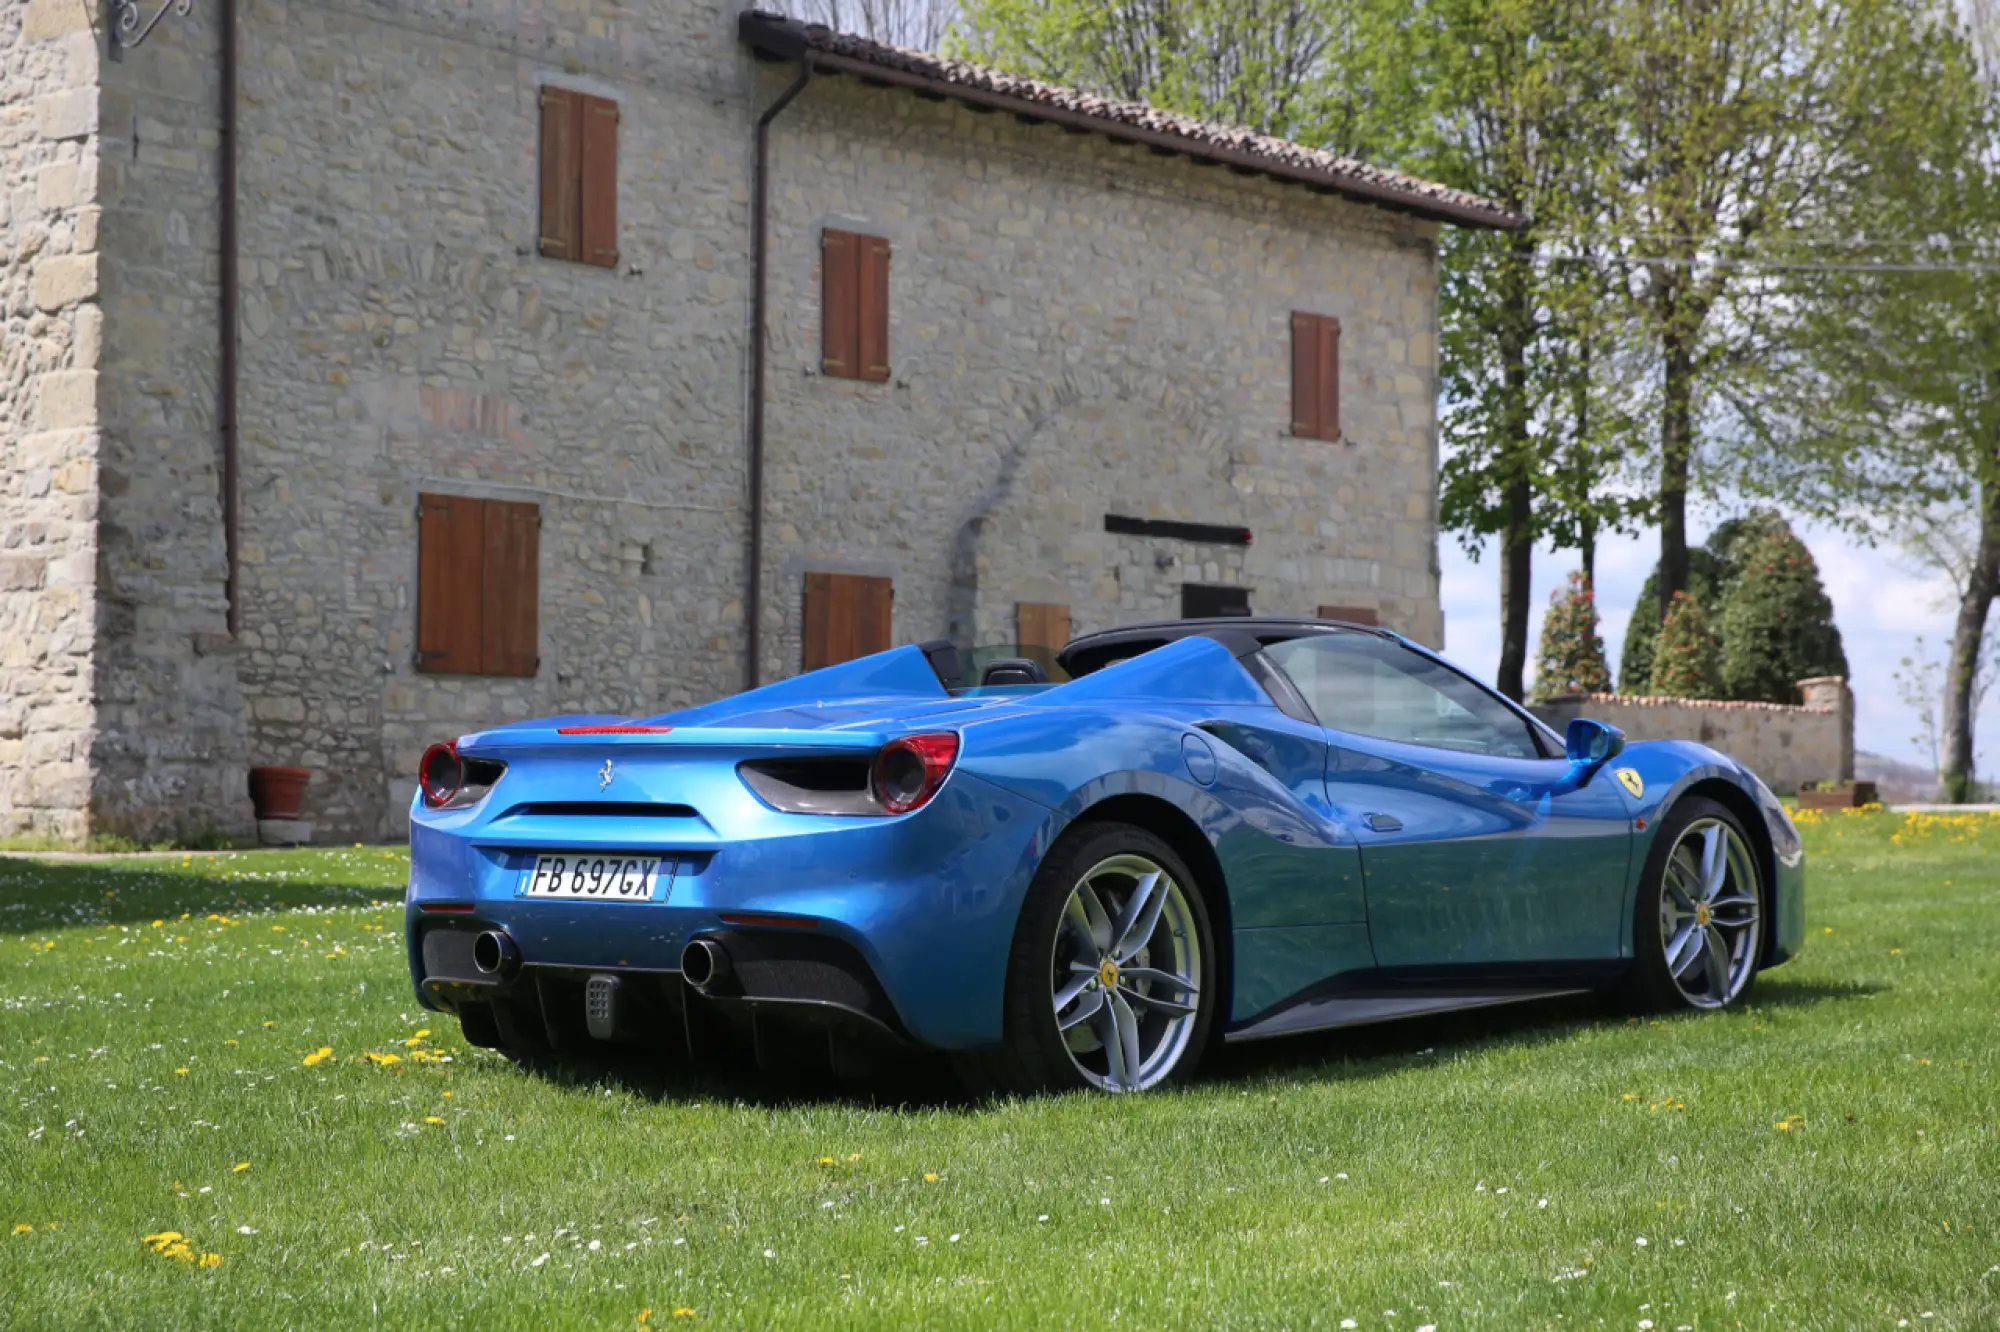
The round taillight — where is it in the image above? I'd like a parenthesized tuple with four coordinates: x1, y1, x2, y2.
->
(418, 742, 462, 809)
(871, 732, 960, 815)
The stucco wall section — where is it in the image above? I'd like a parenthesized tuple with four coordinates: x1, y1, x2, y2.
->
(1533, 677, 1854, 795)
(0, 6, 103, 840)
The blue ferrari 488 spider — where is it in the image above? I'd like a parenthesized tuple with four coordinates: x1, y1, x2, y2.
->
(405, 617, 1804, 1093)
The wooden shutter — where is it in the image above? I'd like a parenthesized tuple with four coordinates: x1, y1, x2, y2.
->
(1317, 604, 1379, 626)
(802, 572, 894, 670)
(539, 88, 581, 262)
(858, 235, 891, 382)
(481, 500, 541, 677)
(1017, 602, 1071, 651)
(417, 494, 486, 674)
(822, 229, 859, 378)
(579, 94, 619, 269)
(1291, 312, 1341, 441)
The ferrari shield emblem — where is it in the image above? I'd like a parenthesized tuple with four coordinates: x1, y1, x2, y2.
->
(1616, 768, 1644, 799)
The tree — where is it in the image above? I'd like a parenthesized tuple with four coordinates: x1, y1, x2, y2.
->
(1650, 591, 1724, 698)
(779, 0, 959, 50)
(1722, 4, 2000, 799)
(1531, 571, 1612, 700)
(1601, 0, 1916, 627)
(1718, 524, 1849, 703)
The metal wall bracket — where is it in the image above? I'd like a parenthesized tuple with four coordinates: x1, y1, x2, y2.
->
(109, 0, 192, 61)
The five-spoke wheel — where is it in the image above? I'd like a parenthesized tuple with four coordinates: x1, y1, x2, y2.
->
(958, 822, 1216, 1097)
(1627, 797, 1765, 1012)
(1050, 853, 1204, 1092)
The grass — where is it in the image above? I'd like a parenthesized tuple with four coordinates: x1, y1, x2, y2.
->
(0, 814, 1995, 1329)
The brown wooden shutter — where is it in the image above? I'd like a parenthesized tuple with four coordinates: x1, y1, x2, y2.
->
(802, 572, 894, 670)
(1017, 602, 1071, 651)
(539, 88, 581, 263)
(858, 235, 891, 382)
(1318, 315, 1342, 440)
(1317, 604, 1379, 626)
(579, 94, 619, 269)
(822, 229, 858, 378)
(417, 494, 486, 674)
(481, 500, 541, 676)
(1292, 312, 1341, 441)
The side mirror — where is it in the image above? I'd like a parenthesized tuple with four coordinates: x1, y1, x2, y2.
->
(1565, 718, 1625, 767)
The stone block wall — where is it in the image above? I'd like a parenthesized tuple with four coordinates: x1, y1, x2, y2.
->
(1, 1, 105, 840)
(1532, 677, 1854, 795)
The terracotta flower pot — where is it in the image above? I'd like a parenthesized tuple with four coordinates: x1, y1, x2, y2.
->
(248, 766, 312, 821)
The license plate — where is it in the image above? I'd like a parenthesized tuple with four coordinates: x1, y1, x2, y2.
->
(518, 854, 668, 902)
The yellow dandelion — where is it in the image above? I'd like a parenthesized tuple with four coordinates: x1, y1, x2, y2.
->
(12, 1224, 31, 1235)
(1773, 1121, 1792, 1131)
(424, 1116, 445, 1125)
(442, 1091, 453, 1098)
(924, 1173, 939, 1183)
(232, 1162, 250, 1173)
(262, 1020, 276, 1029)
(176, 1067, 190, 1077)
(412, 1029, 431, 1039)
(673, 1311, 697, 1321)
(302, 1046, 334, 1067)
(198, 1252, 222, 1267)
(1889, 948, 1903, 955)
(639, 1312, 652, 1325)
(224, 1039, 238, 1047)
(365, 1052, 403, 1068)
(152, 919, 164, 928)
(271, 925, 285, 933)
(816, 1156, 836, 1166)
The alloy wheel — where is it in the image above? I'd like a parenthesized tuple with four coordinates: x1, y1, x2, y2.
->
(1049, 853, 1203, 1092)
(1658, 817, 1762, 1009)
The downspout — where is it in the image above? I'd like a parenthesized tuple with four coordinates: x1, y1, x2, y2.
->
(745, 56, 813, 691)
(220, 0, 240, 635)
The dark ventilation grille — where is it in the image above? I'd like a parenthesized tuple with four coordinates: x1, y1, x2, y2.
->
(495, 802, 699, 820)
(1104, 514, 1253, 546)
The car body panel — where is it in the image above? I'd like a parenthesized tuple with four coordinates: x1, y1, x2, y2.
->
(405, 626, 1804, 1062)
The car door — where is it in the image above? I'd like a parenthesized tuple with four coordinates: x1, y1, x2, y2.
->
(1260, 633, 1633, 970)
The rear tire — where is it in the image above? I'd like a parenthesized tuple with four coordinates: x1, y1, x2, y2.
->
(1622, 797, 1764, 1013)
(957, 821, 1217, 1097)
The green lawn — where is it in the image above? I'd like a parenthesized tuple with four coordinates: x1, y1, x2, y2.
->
(1, 813, 1995, 1329)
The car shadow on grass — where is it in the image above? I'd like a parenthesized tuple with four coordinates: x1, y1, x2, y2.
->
(0, 856, 403, 935)
(500, 972, 1885, 1111)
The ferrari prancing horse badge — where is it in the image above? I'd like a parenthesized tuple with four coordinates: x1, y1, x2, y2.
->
(1615, 768, 1644, 798)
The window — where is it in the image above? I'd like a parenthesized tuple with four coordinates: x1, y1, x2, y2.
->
(802, 571, 893, 670)
(1291, 311, 1341, 440)
(1263, 634, 1542, 758)
(417, 493, 540, 676)
(822, 228, 890, 382)
(539, 87, 618, 268)
(1317, 604, 1379, 626)
(1182, 584, 1250, 619)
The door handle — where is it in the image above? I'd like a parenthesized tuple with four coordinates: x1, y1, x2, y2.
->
(1364, 813, 1403, 832)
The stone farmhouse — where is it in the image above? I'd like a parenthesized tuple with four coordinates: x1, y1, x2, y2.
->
(1, 0, 1521, 843)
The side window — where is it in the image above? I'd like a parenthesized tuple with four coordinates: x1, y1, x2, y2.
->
(1263, 635, 1541, 759)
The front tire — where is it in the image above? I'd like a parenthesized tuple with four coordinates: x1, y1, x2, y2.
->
(959, 822, 1217, 1096)
(1624, 797, 1764, 1012)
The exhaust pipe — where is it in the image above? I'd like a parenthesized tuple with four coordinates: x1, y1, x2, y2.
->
(680, 938, 732, 992)
(472, 929, 521, 981)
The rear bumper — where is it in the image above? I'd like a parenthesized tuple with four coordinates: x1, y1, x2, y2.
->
(404, 771, 1052, 1049)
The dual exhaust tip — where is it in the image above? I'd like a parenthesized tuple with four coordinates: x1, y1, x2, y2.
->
(471, 928, 732, 993)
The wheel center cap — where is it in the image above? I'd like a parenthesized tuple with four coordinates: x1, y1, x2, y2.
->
(1695, 902, 1712, 927)
(1098, 958, 1120, 989)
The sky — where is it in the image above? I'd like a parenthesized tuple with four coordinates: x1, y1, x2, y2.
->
(1436, 515, 2000, 773)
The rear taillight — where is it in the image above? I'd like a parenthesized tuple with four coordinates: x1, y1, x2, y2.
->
(418, 741, 506, 811)
(871, 732, 960, 815)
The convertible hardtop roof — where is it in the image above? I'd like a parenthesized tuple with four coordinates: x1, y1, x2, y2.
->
(1056, 616, 1394, 679)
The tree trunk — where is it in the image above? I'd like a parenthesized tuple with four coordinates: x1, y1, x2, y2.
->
(1493, 237, 1536, 703)
(1939, 468, 2000, 802)
(1658, 320, 1694, 624)
(1497, 473, 1534, 702)
(1579, 513, 1597, 591)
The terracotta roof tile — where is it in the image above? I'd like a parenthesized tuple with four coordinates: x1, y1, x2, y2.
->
(738, 11, 1525, 231)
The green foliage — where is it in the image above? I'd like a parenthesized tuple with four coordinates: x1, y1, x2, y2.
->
(1649, 591, 1724, 699)
(1531, 571, 1611, 701)
(1618, 549, 1726, 694)
(1718, 524, 1849, 704)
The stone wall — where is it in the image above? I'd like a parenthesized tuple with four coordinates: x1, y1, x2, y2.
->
(0, 0, 105, 840)
(1533, 677, 1854, 795)
(2, 0, 1448, 844)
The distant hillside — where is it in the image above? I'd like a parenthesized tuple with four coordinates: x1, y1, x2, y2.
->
(1856, 751, 1939, 804)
